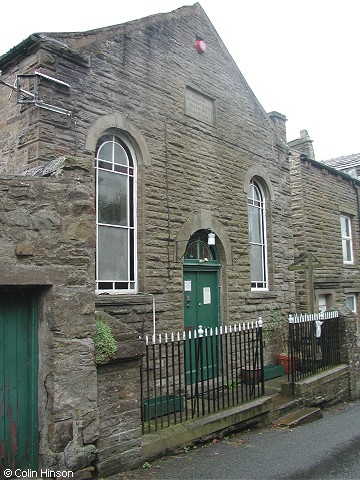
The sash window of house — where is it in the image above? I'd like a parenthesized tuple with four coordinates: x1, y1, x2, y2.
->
(340, 215, 354, 265)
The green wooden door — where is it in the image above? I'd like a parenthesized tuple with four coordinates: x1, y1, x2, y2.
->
(183, 268, 220, 381)
(184, 269, 219, 332)
(0, 292, 38, 474)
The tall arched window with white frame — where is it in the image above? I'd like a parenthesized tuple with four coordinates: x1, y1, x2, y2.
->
(247, 179, 268, 290)
(95, 134, 137, 293)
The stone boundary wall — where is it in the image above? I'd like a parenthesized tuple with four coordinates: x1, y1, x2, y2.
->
(141, 397, 272, 463)
(93, 311, 145, 476)
(96, 343, 145, 475)
(95, 295, 157, 338)
(290, 365, 350, 407)
(286, 312, 360, 403)
(340, 311, 360, 399)
(97, 360, 142, 475)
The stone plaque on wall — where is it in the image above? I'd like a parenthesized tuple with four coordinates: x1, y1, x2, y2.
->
(185, 87, 215, 125)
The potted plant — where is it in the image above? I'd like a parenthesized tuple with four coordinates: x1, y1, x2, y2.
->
(276, 352, 292, 374)
(240, 367, 262, 385)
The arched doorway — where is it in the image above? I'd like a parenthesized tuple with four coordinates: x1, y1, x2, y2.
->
(183, 230, 221, 380)
(183, 230, 221, 333)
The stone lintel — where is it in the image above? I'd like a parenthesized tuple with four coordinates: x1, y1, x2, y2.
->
(0, 267, 67, 285)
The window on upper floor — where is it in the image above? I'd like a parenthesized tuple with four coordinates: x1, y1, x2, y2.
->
(95, 134, 137, 293)
(247, 179, 268, 290)
(340, 215, 354, 265)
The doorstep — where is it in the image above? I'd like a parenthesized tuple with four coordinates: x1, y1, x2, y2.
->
(273, 406, 323, 428)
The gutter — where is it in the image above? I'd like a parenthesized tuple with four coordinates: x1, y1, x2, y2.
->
(299, 154, 360, 188)
(0, 34, 89, 71)
(0, 34, 41, 69)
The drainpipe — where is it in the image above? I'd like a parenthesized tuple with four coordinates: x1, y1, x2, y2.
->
(351, 180, 360, 337)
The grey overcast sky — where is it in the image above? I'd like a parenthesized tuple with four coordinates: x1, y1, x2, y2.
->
(1, 0, 359, 160)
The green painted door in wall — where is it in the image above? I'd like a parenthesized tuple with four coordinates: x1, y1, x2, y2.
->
(0, 292, 38, 475)
(183, 268, 220, 380)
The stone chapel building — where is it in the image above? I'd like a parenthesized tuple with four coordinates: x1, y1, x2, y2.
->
(1, 2, 358, 477)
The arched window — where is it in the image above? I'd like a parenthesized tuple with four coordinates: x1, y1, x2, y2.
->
(95, 134, 137, 293)
(185, 239, 215, 262)
(247, 179, 267, 290)
(184, 230, 219, 264)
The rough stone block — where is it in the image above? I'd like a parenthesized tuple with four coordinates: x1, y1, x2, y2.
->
(48, 419, 73, 453)
(64, 441, 96, 471)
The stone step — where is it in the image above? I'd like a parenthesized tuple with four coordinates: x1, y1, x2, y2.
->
(270, 393, 304, 421)
(273, 406, 323, 428)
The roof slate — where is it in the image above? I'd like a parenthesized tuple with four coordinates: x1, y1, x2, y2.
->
(321, 153, 360, 170)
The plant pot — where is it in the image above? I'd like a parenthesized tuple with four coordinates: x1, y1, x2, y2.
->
(264, 364, 285, 380)
(276, 353, 293, 374)
(142, 394, 183, 421)
(240, 367, 262, 385)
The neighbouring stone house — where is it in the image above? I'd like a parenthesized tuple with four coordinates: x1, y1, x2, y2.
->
(287, 130, 360, 398)
(288, 129, 360, 318)
(0, 2, 359, 477)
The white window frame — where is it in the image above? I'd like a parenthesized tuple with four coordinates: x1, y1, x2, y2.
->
(247, 179, 268, 291)
(346, 294, 357, 313)
(318, 293, 334, 313)
(95, 134, 137, 294)
(340, 215, 354, 265)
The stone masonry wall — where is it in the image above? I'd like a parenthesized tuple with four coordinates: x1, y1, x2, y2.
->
(293, 365, 350, 407)
(0, 45, 86, 174)
(0, 157, 98, 477)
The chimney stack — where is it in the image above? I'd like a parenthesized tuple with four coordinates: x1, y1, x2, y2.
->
(288, 129, 315, 160)
(268, 111, 287, 142)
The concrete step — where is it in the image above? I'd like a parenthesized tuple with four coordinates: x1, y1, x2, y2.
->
(273, 406, 323, 428)
(270, 393, 304, 421)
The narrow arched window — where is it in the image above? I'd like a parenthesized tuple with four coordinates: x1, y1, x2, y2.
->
(95, 134, 137, 293)
(247, 180, 267, 290)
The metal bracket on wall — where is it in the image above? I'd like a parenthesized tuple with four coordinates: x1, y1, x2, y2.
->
(0, 70, 72, 116)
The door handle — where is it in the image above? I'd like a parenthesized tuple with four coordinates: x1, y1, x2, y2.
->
(199, 303, 202, 306)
